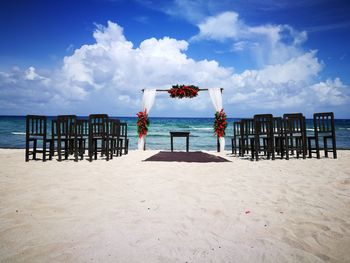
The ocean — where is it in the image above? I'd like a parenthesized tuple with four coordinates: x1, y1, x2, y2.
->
(1, 116, 350, 150)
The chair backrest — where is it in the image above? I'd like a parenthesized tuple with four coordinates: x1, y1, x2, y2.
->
(76, 119, 89, 137)
(283, 113, 305, 134)
(26, 115, 47, 137)
(241, 119, 254, 136)
(253, 114, 273, 136)
(108, 119, 121, 137)
(120, 122, 128, 138)
(272, 117, 283, 135)
(233, 122, 241, 137)
(89, 114, 109, 137)
(313, 112, 334, 134)
(57, 115, 77, 137)
(51, 119, 58, 139)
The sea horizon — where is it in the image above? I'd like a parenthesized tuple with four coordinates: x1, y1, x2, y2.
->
(1, 115, 350, 120)
(1, 115, 350, 150)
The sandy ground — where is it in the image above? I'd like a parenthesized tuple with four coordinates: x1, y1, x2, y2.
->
(0, 149, 349, 263)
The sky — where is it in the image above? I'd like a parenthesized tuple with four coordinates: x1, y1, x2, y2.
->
(0, 0, 349, 118)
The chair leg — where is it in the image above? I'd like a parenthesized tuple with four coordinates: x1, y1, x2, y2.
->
(315, 136, 320, 159)
(106, 139, 109, 161)
(231, 138, 234, 154)
(302, 137, 307, 159)
(33, 140, 37, 160)
(89, 146, 92, 162)
(250, 139, 254, 160)
(43, 140, 47, 162)
(255, 138, 259, 161)
(332, 135, 337, 159)
(74, 138, 78, 162)
(94, 140, 98, 160)
(270, 138, 275, 160)
(308, 137, 312, 158)
(49, 141, 53, 160)
(64, 139, 68, 160)
(285, 136, 289, 160)
(324, 137, 328, 158)
(25, 138, 30, 162)
(109, 139, 113, 160)
(58, 138, 62, 162)
(296, 139, 300, 159)
(125, 139, 128, 155)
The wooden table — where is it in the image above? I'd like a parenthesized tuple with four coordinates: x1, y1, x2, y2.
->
(170, 131, 190, 152)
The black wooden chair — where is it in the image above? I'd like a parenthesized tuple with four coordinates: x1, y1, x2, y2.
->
(308, 112, 337, 159)
(108, 119, 122, 158)
(231, 122, 241, 155)
(56, 115, 77, 162)
(251, 114, 274, 161)
(272, 117, 284, 158)
(75, 119, 89, 160)
(88, 114, 110, 161)
(25, 115, 53, 162)
(50, 119, 58, 158)
(283, 113, 307, 160)
(240, 118, 255, 157)
(119, 122, 129, 155)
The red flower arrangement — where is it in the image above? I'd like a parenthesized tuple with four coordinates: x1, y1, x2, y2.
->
(168, 85, 199, 98)
(136, 110, 149, 138)
(213, 109, 227, 137)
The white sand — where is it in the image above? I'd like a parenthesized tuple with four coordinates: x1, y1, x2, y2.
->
(0, 149, 349, 262)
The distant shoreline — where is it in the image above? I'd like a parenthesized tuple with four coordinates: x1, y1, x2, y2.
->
(1, 115, 350, 120)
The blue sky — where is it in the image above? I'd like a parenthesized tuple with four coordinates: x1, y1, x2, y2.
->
(0, 0, 349, 118)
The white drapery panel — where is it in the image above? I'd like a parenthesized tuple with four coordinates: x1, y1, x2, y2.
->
(209, 88, 225, 152)
(208, 88, 223, 112)
(138, 89, 157, 150)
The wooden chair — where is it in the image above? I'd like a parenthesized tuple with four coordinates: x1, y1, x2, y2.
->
(308, 112, 337, 159)
(56, 115, 77, 162)
(88, 114, 110, 161)
(75, 119, 89, 160)
(25, 115, 53, 162)
(272, 117, 284, 158)
(240, 118, 254, 157)
(50, 119, 58, 158)
(108, 119, 122, 158)
(251, 114, 274, 161)
(231, 122, 241, 155)
(119, 122, 129, 155)
(283, 113, 307, 160)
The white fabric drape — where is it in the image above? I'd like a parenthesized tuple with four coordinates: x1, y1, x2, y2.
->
(209, 88, 222, 111)
(138, 89, 157, 150)
(209, 88, 225, 152)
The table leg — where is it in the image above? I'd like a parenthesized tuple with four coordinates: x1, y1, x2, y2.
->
(171, 135, 173, 152)
(186, 136, 189, 152)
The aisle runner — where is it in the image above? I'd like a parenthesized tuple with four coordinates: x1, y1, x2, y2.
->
(144, 151, 230, 163)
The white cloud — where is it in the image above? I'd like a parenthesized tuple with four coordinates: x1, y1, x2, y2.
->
(232, 41, 247, 52)
(192, 12, 240, 41)
(0, 20, 348, 116)
(192, 11, 308, 66)
(310, 78, 348, 106)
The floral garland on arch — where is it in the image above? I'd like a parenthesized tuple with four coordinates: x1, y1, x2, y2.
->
(136, 110, 149, 138)
(168, 85, 199, 99)
(213, 109, 227, 137)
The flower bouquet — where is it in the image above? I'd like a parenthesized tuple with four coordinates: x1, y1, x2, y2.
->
(136, 110, 149, 138)
(168, 85, 199, 98)
(213, 109, 227, 137)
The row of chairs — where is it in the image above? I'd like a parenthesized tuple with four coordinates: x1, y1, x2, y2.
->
(231, 112, 337, 161)
(25, 114, 129, 162)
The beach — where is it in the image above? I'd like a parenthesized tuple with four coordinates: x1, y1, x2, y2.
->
(0, 149, 350, 262)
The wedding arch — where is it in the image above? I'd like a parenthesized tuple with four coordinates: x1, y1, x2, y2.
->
(136, 85, 227, 152)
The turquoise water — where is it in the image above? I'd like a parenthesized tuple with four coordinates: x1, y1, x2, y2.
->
(1, 116, 350, 150)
